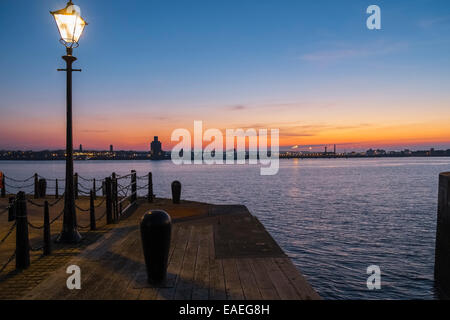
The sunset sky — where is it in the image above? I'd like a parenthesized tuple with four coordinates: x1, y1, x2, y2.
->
(1, 0, 450, 152)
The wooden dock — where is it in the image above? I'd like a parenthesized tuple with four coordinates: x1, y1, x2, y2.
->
(3, 198, 319, 300)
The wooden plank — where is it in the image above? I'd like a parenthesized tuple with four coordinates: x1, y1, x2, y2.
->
(192, 225, 210, 300)
(249, 258, 280, 300)
(18, 201, 320, 301)
(173, 226, 199, 299)
(98, 237, 141, 299)
(22, 224, 132, 300)
(273, 258, 320, 300)
(208, 220, 226, 300)
(78, 229, 138, 299)
(263, 258, 300, 300)
(138, 277, 159, 300)
(236, 258, 262, 300)
(222, 258, 244, 300)
(156, 224, 190, 300)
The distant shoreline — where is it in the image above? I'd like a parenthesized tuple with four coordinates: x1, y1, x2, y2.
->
(1, 155, 450, 161)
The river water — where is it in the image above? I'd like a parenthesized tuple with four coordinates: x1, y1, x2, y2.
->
(1, 157, 449, 299)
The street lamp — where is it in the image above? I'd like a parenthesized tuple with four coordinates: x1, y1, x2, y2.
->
(51, 1, 87, 243)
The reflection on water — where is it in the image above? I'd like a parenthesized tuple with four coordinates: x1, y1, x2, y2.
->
(1, 157, 449, 299)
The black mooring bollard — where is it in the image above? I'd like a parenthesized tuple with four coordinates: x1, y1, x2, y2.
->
(38, 178, 47, 198)
(8, 196, 15, 221)
(15, 191, 30, 269)
(171, 180, 181, 204)
(140, 210, 172, 284)
(43, 201, 51, 256)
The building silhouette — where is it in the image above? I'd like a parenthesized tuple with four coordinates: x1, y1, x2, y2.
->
(110, 145, 113, 152)
(150, 136, 163, 160)
(79, 144, 82, 152)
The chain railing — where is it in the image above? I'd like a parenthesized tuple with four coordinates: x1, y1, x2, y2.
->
(1, 171, 155, 200)
(0, 170, 156, 274)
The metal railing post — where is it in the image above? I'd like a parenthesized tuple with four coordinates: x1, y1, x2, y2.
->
(93, 178, 97, 200)
(39, 178, 47, 198)
(90, 189, 96, 230)
(111, 172, 118, 223)
(148, 172, 153, 203)
(15, 191, 30, 269)
(34, 173, 39, 199)
(43, 201, 51, 256)
(105, 177, 113, 224)
(1, 174, 5, 198)
(131, 170, 137, 203)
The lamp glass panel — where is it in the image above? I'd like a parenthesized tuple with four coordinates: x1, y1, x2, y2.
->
(53, 13, 86, 43)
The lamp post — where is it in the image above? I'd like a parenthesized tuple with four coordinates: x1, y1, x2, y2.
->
(51, 1, 87, 243)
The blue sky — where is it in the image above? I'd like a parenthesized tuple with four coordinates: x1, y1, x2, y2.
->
(0, 0, 450, 151)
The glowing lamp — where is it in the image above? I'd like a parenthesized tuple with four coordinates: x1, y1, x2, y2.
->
(50, 1, 87, 48)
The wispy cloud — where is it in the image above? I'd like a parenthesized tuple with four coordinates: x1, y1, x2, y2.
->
(418, 15, 450, 29)
(226, 105, 247, 111)
(80, 129, 110, 133)
(229, 122, 374, 139)
(300, 41, 408, 64)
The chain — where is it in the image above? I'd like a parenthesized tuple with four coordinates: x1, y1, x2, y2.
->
(0, 251, 16, 274)
(0, 222, 16, 245)
(116, 173, 133, 180)
(30, 245, 44, 252)
(50, 209, 64, 225)
(28, 221, 44, 230)
(75, 204, 90, 212)
(77, 175, 95, 182)
(94, 198, 106, 208)
(95, 210, 107, 221)
(4, 175, 34, 182)
(38, 175, 64, 182)
(48, 196, 64, 207)
(77, 183, 91, 191)
(26, 199, 45, 207)
(5, 181, 35, 189)
(27, 196, 64, 208)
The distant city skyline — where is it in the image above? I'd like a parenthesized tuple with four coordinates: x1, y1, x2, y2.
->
(1, 142, 450, 154)
(1, 0, 450, 151)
